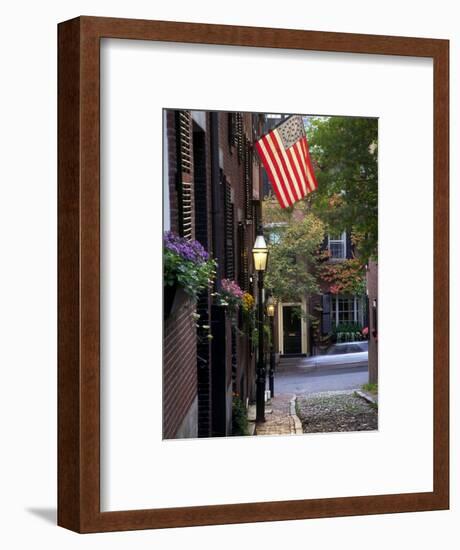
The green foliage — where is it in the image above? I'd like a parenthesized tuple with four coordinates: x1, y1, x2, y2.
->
(263, 206, 325, 303)
(361, 383, 378, 395)
(308, 116, 378, 262)
(332, 322, 365, 342)
(218, 279, 244, 312)
(163, 247, 217, 301)
(263, 322, 272, 350)
(232, 395, 249, 436)
(249, 322, 271, 350)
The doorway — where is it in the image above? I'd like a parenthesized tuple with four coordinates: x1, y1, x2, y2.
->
(283, 305, 302, 355)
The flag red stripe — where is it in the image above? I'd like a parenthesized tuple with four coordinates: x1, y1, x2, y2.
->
(258, 138, 292, 208)
(296, 140, 313, 193)
(262, 134, 294, 206)
(264, 134, 296, 204)
(299, 139, 315, 192)
(254, 140, 289, 208)
(270, 132, 303, 201)
(301, 136, 318, 190)
(285, 146, 307, 196)
(291, 144, 309, 194)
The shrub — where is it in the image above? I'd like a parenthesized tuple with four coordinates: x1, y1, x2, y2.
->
(232, 394, 249, 436)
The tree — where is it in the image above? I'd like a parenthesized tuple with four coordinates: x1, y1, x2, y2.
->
(263, 198, 325, 302)
(317, 257, 366, 296)
(308, 116, 378, 263)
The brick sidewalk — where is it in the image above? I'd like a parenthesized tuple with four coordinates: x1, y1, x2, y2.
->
(255, 393, 301, 436)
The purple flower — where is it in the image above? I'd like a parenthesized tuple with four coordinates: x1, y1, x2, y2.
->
(164, 231, 209, 263)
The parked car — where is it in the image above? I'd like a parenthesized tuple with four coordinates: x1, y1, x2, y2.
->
(303, 341, 368, 369)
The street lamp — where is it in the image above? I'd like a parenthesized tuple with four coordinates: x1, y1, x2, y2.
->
(266, 296, 276, 399)
(252, 234, 269, 271)
(266, 298, 276, 318)
(252, 230, 268, 423)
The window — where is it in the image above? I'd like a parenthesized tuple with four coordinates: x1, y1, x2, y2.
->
(265, 222, 287, 244)
(268, 230, 281, 244)
(328, 232, 346, 259)
(331, 295, 364, 326)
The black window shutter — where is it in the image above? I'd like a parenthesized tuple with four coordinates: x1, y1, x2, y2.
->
(175, 110, 193, 240)
(244, 138, 253, 222)
(192, 128, 207, 248)
(236, 113, 244, 163)
(321, 294, 332, 334)
(178, 111, 192, 174)
(228, 112, 237, 148)
(224, 180, 235, 280)
(238, 223, 249, 291)
(346, 231, 353, 259)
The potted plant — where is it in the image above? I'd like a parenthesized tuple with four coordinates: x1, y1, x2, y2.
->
(218, 279, 243, 314)
(163, 231, 217, 318)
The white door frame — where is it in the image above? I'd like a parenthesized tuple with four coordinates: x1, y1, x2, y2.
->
(277, 299, 308, 355)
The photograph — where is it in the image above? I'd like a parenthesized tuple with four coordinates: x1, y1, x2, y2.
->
(0, 0, 452, 542)
(163, 109, 378, 439)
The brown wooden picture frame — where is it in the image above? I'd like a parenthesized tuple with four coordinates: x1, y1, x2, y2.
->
(58, 16, 449, 533)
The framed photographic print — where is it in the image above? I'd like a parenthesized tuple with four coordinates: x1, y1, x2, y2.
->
(58, 16, 449, 533)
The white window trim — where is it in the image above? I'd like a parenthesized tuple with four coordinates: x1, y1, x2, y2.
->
(332, 294, 364, 326)
(328, 231, 346, 260)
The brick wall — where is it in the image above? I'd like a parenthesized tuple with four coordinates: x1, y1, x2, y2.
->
(163, 111, 198, 439)
(163, 292, 197, 439)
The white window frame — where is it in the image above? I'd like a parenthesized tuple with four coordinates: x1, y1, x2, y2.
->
(332, 295, 364, 327)
(264, 222, 287, 245)
(328, 231, 346, 260)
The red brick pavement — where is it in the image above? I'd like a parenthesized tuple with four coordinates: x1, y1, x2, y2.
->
(255, 393, 301, 436)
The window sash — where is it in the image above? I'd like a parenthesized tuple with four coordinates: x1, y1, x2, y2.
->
(332, 295, 364, 326)
(328, 231, 346, 259)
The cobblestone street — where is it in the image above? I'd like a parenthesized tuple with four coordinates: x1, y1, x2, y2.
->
(254, 388, 378, 436)
(297, 390, 378, 433)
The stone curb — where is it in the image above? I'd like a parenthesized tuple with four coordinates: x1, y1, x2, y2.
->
(355, 390, 378, 406)
(289, 395, 303, 434)
(247, 404, 257, 435)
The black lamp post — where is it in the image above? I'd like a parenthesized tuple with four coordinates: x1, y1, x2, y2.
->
(252, 230, 268, 423)
(266, 297, 276, 399)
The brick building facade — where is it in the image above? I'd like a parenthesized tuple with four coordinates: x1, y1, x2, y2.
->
(265, 219, 377, 386)
(163, 109, 264, 439)
(310, 232, 368, 355)
(265, 219, 368, 358)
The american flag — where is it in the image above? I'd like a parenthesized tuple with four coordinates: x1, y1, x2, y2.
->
(255, 115, 318, 208)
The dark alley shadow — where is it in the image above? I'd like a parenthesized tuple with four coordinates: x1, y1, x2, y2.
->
(26, 507, 57, 525)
